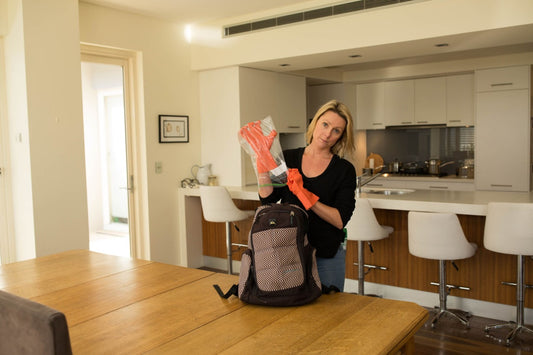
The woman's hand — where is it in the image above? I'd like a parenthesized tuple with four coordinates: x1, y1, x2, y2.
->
(287, 169, 319, 210)
(239, 121, 279, 174)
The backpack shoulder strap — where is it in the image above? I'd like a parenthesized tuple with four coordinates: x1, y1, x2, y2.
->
(213, 284, 238, 299)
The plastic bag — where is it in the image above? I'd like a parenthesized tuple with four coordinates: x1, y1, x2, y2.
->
(238, 116, 287, 186)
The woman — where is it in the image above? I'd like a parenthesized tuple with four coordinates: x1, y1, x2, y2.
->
(240, 100, 357, 291)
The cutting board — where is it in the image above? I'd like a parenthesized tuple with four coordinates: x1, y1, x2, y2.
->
(365, 153, 384, 172)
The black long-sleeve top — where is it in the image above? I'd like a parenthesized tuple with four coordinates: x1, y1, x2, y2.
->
(260, 148, 357, 258)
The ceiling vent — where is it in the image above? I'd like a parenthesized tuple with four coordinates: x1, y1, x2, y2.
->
(224, 0, 414, 37)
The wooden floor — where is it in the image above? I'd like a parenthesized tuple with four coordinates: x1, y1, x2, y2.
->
(201, 267, 532, 354)
(415, 309, 533, 355)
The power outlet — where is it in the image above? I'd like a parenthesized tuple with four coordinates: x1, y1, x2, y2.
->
(155, 161, 162, 174)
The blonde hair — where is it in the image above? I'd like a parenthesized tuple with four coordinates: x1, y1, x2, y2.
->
(306, 99, 355, 159)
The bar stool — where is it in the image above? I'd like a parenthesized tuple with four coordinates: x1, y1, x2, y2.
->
(199, 186, 255, 274)
(346, 198, 393, 296)
(483, 202, 533, 345)
(408, 211, 477, 328)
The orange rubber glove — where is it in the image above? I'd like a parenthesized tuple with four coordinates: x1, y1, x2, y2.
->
(287, 168, 319, 210)
(239, 121, 278, 174)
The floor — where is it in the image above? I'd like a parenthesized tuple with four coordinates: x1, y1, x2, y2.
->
(89, 222, 130, 257)
(201, 266, 533, 354)
(415, 309, 533, 354)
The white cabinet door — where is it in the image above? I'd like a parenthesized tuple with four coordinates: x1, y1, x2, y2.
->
(276, 73, 306, 133)
(356, 82, 385, 130)
(446, 74, 474, 127)
(476, 65, 530, 92)
(240, 68, 306, 133)
(475, 89, 530, 191)
(414, 77, 446, 125)
(384, 80, 414, 126)
(239, 67, 277, 125)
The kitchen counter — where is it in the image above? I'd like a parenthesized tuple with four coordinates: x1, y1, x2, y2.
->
(359, 188, 533, 216)
(177, 185, 533, 322)
(177, 186, 533, 266)
(179, 185, 533, 216)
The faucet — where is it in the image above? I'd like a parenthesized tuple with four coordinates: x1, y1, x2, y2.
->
(357, 165, 387, 195)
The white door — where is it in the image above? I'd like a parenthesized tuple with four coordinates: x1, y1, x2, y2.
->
(81, 60, 133, 257)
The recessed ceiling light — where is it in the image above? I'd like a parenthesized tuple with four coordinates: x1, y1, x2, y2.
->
(435, 43, 449, 47)
(349, 54, 362, 58)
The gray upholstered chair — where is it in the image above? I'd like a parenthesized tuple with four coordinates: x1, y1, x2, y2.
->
(0, 290, 72, 355)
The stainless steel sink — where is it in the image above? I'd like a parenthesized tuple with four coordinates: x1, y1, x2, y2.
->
(361, 188, 415, 195)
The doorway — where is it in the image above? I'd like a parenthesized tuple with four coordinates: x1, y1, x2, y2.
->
(81, 61, 131, 257)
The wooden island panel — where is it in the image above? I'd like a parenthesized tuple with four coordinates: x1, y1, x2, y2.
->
(345, 209, 533, 307)
(201, 199, 260, 261)
(202, 204, 532, 308)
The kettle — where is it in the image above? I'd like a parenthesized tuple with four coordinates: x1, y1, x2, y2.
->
(191, 164, 212, 185)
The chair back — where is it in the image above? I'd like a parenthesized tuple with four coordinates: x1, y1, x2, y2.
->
(0, 290, 72, 355)
(346, 198, 392, 241)
(484, 202, 533, 255)
(408, 211, 476, 260)
(199, 185, 254, 223)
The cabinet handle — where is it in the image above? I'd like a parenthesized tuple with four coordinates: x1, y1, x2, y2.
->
(491, 82, 513, 87)
(372, 123, 383, 126)
(449, 119, 461, 123)
(287, 125, 300, 129)
(490, 184, 513, 188)
(429, 186, 448, 190)
(401, 121, 412, 125)
(417, 121, 428, 124)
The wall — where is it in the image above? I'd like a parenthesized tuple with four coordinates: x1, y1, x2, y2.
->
(79, 3, 201, 264)
(3, 0, 89, 259)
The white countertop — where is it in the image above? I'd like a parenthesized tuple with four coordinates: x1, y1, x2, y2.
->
(178, 186, 533, 216)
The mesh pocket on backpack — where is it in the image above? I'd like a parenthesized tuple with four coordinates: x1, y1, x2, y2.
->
(252, 227, 304, 291)
(238, 250, 252, 297)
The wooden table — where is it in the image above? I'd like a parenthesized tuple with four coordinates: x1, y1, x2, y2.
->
(0, 250, 428, 354)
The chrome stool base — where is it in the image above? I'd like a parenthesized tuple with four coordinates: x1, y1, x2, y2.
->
(431, 307, 471, 328)
(485, 322, 533, 346)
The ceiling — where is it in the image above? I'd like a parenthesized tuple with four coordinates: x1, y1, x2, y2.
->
(80, 0, 314, 25)
(80, 0, 533, 76)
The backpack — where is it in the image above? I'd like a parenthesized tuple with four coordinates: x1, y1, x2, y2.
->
(213, 203, 322, 306)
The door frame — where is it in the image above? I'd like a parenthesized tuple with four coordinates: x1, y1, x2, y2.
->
(0, 38, 15, 264)
(81, 43, 150, 260)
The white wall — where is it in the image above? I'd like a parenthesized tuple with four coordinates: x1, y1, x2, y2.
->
(3, 0, 89, 259)
(198, 67, 243, 187)
(79, 3, 201, 264)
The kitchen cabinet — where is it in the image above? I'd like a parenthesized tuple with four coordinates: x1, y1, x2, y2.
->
(384, 80, 414, 126)
(307, 83, 356, 122)
(356, 82, 385, 130)
(476, 65, 530, 92)
(475, 65, 531, 192)
(446, 74, 474, 127)
(240, 67, 306, 133)
(414, 77, 446, 125)
(199, 66, 307, 186)
(475, 89, 530, 191)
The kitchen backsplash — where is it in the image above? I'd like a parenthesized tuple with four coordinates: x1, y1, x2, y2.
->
(366, 126, 475, 175)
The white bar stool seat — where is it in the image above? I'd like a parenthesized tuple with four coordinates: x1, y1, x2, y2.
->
(346, 198, 393, 296)
(408, 211, 477, 328)
(483, 202, 533, 345)
(199, 186, 255, 274)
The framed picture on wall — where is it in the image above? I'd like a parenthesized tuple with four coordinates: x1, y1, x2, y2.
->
(159, 115, 189, 143)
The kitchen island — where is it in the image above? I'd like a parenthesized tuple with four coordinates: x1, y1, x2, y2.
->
(177, 186, 533, 322)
